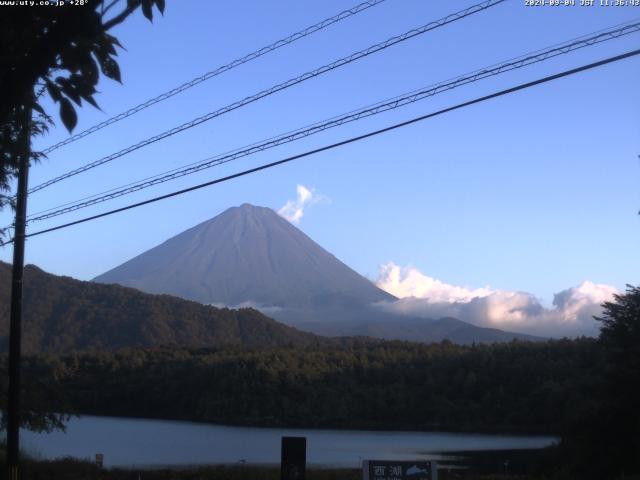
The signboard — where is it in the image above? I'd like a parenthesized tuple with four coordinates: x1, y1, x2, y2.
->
(363, 460, 437, 480)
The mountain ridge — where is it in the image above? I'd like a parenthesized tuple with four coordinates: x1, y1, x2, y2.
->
(94, 203, 395, 309)
(93, 203, 543, 344)
(0, 261, 322, 354)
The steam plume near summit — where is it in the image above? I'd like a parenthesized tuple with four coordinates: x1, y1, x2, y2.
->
(278, 184, 328, 224)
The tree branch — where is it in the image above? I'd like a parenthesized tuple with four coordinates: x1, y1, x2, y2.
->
(103, 1, 140, 31)
(101, 0, 122, 19)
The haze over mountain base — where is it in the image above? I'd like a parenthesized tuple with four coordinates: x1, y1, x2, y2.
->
(94, 204, 542, 343)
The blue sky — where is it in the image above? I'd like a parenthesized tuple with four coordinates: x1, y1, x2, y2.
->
(1, 0, 639, 332)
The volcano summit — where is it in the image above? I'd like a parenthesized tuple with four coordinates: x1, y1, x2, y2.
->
(95, 204, 540, 343)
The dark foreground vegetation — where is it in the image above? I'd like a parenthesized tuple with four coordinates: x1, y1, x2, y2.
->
(1, 339, 599, 433)
(0, 262, 321, 354)
(0, 450, 638, 480)
(0, 457, 554, 480)
(1, 286, 638, 479)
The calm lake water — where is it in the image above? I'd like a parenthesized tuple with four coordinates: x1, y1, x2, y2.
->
(20, 416, 557, 468)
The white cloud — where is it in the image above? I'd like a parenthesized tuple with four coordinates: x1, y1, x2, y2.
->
(278, 184, 326, 224)
(377, 263, 493, 303)
(375, 262, 617, 337)
(210, 301, 283, 315)
(552, 281, 617, 323)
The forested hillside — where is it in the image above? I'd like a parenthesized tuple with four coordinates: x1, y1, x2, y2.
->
(2, 338, 601, 434)
(0, 262, 321, 353)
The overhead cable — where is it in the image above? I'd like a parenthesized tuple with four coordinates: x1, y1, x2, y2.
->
(40, 0, 390, 154)
(2, 47, 634, 245)
(28, 0, 505, 195)
(25, 20, 640, 223)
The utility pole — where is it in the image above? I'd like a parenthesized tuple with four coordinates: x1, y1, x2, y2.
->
(6, 104, 31, 480)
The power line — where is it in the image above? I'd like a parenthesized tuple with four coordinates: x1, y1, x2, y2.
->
(27, 0, 505, 195)
(28, 18, 640, 220)
(40, 0, 389, 155)
(4, 47, 635, 245)
(24, 20, 640, 224)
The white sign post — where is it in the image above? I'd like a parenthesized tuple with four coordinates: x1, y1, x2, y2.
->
(362, 460, 437, 480)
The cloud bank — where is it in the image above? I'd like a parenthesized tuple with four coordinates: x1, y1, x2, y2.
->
(278, 184, 326, 224)
(375, 263, 617, 337)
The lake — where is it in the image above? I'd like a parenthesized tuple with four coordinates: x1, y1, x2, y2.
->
(20, 416, 558, 468)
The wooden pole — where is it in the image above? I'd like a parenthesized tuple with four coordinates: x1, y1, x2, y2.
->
(6, 104, 31, 480)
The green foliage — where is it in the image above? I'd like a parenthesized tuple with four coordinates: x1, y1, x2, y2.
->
(0, 0, 165, 237)
(0, 353, 70, 434)
(0, 0, 165, 131)
(1, 339, 601, 434)
(0, 261, 610, 440)
(0, 261, 318, 434)
(559, 285, 640, 478)
(0, 262, 320, 354)
(0, 101, 50, 241)
(1, 458, 362, 480)
(598, 284, 640, 352)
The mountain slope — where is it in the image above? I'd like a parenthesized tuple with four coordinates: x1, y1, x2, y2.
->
(0, 262, 321, 354)
(94, 203, 395, 310)
(295, 316, 542, 344)
(93, 203, 543, 344)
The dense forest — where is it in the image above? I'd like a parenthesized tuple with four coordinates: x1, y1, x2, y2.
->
(1, 339, 600, 433)
(0, 262, 321, 353)
(1, 334, 637, 478)
(1, 273, 638, 478)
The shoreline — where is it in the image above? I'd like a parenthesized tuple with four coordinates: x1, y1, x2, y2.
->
(52, 411, 560, 437)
